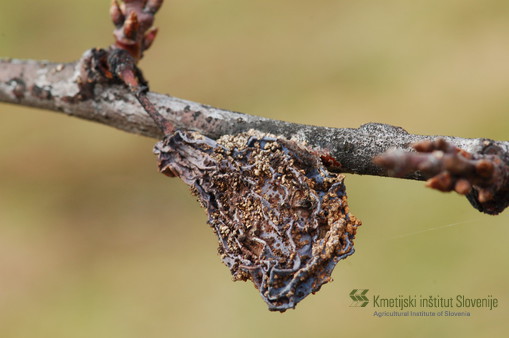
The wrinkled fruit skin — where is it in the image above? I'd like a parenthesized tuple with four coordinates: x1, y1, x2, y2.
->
(154, 130, 361, 312)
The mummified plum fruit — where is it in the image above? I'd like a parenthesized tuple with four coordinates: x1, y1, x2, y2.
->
(154, 129, 361, 311)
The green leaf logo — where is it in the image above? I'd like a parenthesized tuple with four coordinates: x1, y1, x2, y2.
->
(349, 289, 369, 307)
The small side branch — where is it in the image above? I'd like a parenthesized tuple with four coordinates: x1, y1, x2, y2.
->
(375, 139, 509, 215)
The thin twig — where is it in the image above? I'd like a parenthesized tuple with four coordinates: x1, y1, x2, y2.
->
(375, 139, 509, 214)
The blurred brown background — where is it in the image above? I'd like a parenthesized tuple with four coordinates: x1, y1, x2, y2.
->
(1, 0, 508, 337)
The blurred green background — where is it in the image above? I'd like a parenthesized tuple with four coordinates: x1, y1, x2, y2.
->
(1, 0, 508, 337)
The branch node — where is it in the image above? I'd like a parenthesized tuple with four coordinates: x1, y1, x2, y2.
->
(375, 138, 509, 215)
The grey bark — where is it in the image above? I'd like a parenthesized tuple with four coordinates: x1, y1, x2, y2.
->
(1, 57, 508, 180)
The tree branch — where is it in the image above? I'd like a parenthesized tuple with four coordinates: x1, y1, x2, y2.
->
(1, 0, 508, 313)
(2, 56, 507, 180)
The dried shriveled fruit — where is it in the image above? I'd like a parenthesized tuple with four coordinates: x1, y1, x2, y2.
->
(154, 129, 361, 311)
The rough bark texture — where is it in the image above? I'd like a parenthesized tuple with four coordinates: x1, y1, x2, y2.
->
(2, 57, 507, 182)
